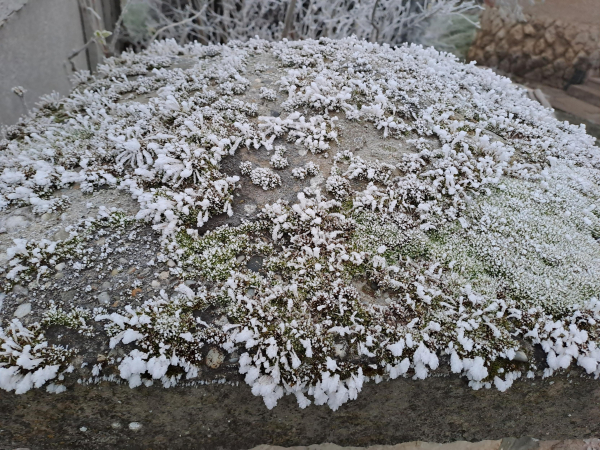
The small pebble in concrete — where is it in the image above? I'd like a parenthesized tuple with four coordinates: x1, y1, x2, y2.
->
(514, 351, 528, 362)
(206, 348, 225, 369)
(14, 303, 31, 318)
(167, 259, 176, 267)
(151, 280, 161, 288)
(500, 436, 538, 450)
(246, 256, 263, 272)
(13, 285, 28, 295)
(111, 422, 122, 429)
(5, 215, 30, 231)
(159, 271, 169, 280)
(129, 422, 142, 431)
(55, 263, 65, 271)
(62, 291, 76, 301)
(98, 292, 111, 304)
(54, 229, 70, 240)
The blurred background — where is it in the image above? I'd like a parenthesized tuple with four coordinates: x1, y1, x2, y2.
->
(0, 0, 598, 138)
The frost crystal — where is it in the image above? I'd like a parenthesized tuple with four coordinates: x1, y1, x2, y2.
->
(270, 146, 289, 169)
(248, 167, 282, 190)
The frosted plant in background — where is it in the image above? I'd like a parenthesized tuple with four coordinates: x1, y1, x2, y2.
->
(116, 0, 482, 50)
(493, 0, 537, 22)
(35, 91, 62, 111)
(292, 167, 307, 179)
(415, 11, 480, 59)
(294, 161, 320, 179)
(305, 162, 320, 176)
(240, 160, 282, 189)
(112, 0, 541, 60)
(240, 161, 253, 176)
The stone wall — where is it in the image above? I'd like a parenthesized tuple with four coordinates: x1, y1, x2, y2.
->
(468, 6, 600, 88)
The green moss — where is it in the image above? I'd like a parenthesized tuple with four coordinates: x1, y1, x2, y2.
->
(42, 305, 94, 336)
(175, 221, 271, 281)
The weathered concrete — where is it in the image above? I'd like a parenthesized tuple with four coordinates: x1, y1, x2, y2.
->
(0, 372, 598, 449)
(0, 0, 88, 128)
(250, 439, 600, 450)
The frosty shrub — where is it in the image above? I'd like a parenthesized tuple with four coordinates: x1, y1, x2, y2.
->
(118, 0, 481, 49)
(116, 0, 536, 58)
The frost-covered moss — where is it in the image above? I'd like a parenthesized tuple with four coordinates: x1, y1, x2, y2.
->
(1, 37, 599, 409)
(0, 319, 75, 394)
(1, 210, 137, 289)
(42, 303, 94, 337)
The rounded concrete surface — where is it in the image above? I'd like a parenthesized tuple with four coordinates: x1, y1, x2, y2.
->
(1, 36, 599, 449)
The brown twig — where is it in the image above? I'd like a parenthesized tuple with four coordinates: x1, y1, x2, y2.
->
(67, 38, 94, 72)
(149, 8, 205, 43)
(369, 0, 381, 43)
(108, 0, 133, 56)
(282, 0, 297, 38)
